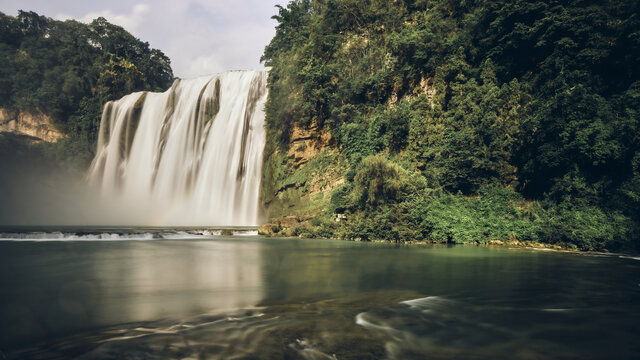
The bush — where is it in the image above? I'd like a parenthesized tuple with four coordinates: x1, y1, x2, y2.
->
(349, 155, 407, 209)
(537, 203, 633, 251)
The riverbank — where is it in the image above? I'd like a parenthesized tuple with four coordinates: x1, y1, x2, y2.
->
(258, 216, 639, 255)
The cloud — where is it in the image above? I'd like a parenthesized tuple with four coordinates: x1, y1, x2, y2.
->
(4, 0, 289, 79)
(156, 1, 286, 78)
(187, 54, 226, 77)
(56, 3, 150, 34)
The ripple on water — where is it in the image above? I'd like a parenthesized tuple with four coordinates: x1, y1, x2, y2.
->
(619, 255, 640, 261)
(6, 291, 638, 359)
(288, 339, 337, 360)
(353, 296, 628, 360)
(5, 294, 394, 360)
(355, 296, 523, 359)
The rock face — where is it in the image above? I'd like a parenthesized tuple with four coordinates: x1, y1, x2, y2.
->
(258, 215, 310, 237)
(286, 121, 332, 169)
(260, 119, 347, 223)
(0, 108, 64, 142)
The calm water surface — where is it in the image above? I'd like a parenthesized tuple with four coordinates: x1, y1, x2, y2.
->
(0, 235, 638, 359)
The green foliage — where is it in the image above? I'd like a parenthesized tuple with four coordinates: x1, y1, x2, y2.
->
(0, 11, 174, 167)
(537, 202, 633, 251)
(262, 0, 640, 251)
(405, 186, 536, 244)
(261, 147, 348, 220)
(302, 182, 637, 251)
(349, 155, 406, 209)
(329, 183, 351, 214)
(405, 185, 634, 251)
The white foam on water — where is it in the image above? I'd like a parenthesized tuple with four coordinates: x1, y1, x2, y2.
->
(0, 231, 216, 241)
(0, 232, 156, 241)
(232, 230, 259, 236)
(400, 296, 444, 310)
(619, 256, 640, 261)
(355, 312, 405, 338)
(288, 339, 338, 360)
(0, 227, 263, 241)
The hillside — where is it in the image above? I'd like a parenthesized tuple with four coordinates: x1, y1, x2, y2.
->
(0, 10, 174, 166)
(259, 0, 640, 251)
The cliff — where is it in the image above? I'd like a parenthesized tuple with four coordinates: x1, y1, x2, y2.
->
(258, 0, 640, 252)
(0, 108, 64, 142)
(261, 120, 346, 223)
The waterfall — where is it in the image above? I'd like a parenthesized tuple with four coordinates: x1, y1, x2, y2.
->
(87, 70, 268, 226)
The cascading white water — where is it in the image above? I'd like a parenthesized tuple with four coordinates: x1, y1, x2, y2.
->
(87, 70, 268, 226)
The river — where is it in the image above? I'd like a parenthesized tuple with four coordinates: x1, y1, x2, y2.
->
(0, 233, 638, 359)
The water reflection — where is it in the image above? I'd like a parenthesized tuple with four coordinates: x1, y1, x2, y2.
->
(1, 238, 639, 359)
(0, 238, 264, 350)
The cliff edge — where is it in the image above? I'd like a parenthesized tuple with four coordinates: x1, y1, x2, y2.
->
(0, 108, 64, 142)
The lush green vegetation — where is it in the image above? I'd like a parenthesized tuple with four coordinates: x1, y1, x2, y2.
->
(261, 0, 640, 251)
(0, 11, 174, 167)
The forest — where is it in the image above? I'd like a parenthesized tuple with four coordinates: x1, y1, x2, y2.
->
(1, 3, 639, 252)
(0, 10, 174, 168)
(260, 0, 640, 251)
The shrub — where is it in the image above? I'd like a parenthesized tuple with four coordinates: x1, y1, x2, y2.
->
(350, 155, 407, 209)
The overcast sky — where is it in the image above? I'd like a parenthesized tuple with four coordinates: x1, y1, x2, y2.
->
(0, 0, 288, 78)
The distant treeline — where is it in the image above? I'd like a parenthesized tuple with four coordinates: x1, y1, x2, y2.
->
(0, 11, 174, 166)
(260, 0, 640, 251)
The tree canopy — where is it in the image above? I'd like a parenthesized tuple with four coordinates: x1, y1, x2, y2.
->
(261, 0, 640, 251)
(0, 11, 174, 163)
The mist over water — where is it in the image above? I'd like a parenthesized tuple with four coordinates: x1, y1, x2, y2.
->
(0, 135, 133, 226)
(88, 70, 268, 226)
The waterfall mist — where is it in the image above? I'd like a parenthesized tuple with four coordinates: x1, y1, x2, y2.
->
(87, 70, 268, 226)
(0, 133, 139, 226)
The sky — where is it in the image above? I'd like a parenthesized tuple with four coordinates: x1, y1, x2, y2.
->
(0, 0, 288, 78)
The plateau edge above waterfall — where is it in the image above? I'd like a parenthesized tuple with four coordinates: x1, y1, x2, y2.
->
(87, 70, 268, 226)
